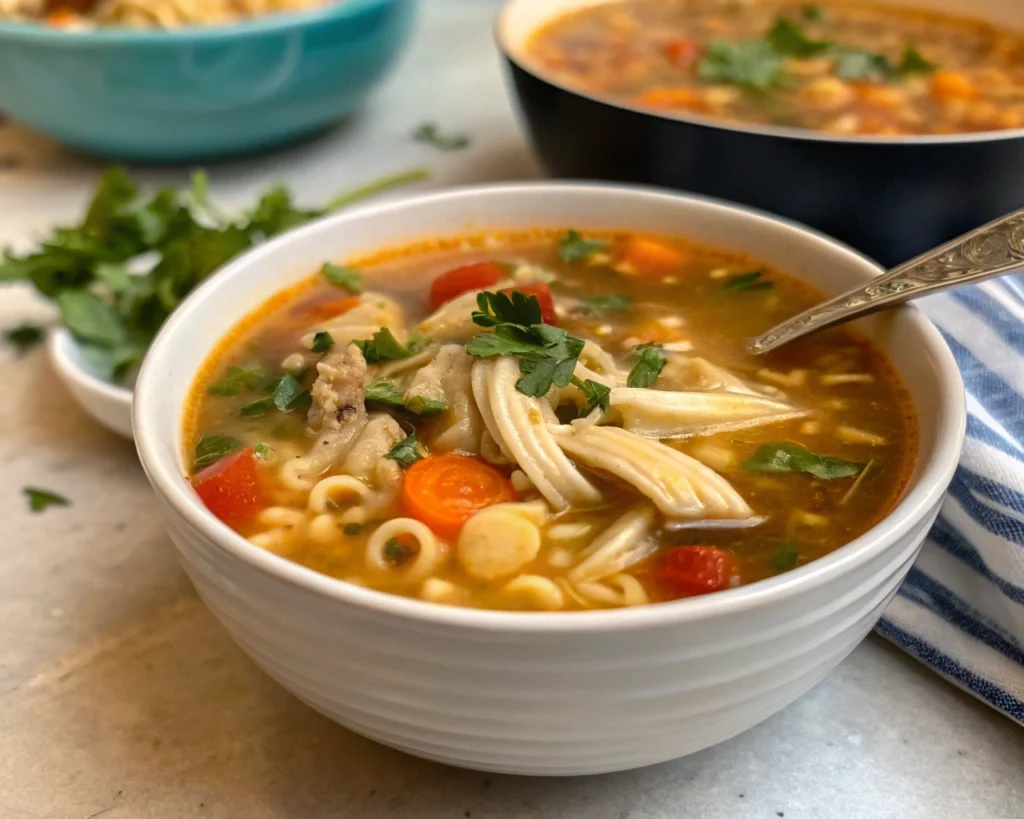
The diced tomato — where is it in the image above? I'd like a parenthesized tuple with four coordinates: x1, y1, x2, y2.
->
(429, 262, 507, 311)
(664, 39, 704, 68)
(306, 296, 361, 321)
(499, 282, 558, 325)
(658, 546, 736, 597)
(191, 448, 265, 529)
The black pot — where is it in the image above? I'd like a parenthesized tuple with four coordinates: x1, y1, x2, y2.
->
(497, 0, 1024, 267)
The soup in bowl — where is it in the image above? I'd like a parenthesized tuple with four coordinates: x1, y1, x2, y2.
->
(134, 184, 964, 774)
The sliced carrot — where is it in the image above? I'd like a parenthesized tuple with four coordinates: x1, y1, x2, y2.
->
(46, 9, 80, 26)
(620, 237, 690, 274)
(402, 454, 517, 537)
(306, 296, 361, 321)
(192, 448, 265, 530)
(498, 282, 558, 325)
(930, 70, 976, 101)
(634, 87, 707, 111)
(664, 39, 704, 68)
(429, 262, 507, 311)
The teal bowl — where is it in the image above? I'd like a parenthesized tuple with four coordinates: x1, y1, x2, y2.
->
(0, 0, 416, 162)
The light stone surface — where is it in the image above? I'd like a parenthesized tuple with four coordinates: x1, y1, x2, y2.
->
(0, 2, 1021, 817)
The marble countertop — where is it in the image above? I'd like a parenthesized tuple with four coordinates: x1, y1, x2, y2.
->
(1, 2, 1021, 817)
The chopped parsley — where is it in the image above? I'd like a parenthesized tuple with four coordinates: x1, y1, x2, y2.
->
(192, 434, 243, 473)
(383, 536, 418, 566)
(722, 271, 773, 292)
(365, 377, 406, 408)
(741, 442, 862, 479)
(385, 433, 423, 469)
(406, 395, 448, 417)
(572, 377, 611, 415)
(557, 229, 608, 263)
(412, 122, 471, 151)
(626, 344, 667, 388)
(898, 45, 935, 75)
(4, 323, 44, 354)
(0, 166, 427, 382)
(321, 262, 363, 293)
(240, 397, 275, 418)
(208, 365, 272, 396)
(766, 18, 830, 58)
(253, 443, 272, 460)
(698, 39, 784, 89)
(354, 327, 413, 363)
(23, 487, 70, 513)
(770, 545, 801, 573)
(472, 289, 544, 327)
(311, 331, 334, 354)
(343, 522, 363, 536)
(801, 4, 825, 21)
(271, 373, 311, 413)
(579, 294, 632, 314)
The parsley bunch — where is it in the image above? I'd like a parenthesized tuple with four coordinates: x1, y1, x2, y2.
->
(0, 166, 429, 382)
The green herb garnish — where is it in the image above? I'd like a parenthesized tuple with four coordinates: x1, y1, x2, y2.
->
(766, 18, 830, 57)
(365, 377, 407, 408)
(407, 395, 448, 417)
(472, 289, 544, 327)
(572, 377, 611, 415)
(0, 166, 427, 382)
(24, 487, 70, 513)
(801, 4, 825, 21)
(254, 443, 272, 460)
(311, 331, 334, 354)
(4, 323, 44, 354)
(321, 263, 363, 294)
(627, 344, 667, 388)
(770, 545, 801, 572)
(354, 327, 413, 363)
(240, 397, 275, 418)
(723, 271, 773, 292)
(272, 373, 311, 413)
(898, 45, 935, 74)
(558, 230, 608, 263)
(192, 434, 243, 473)
(383, 536, 418, 566)
(698, 39, 784, 89)
(343, 522, 363, 536)
(832, 47, 896, 81)
(580, 294, 632, 314)
(208, 365, 271, 396)
(741, 442, 862, 479)
(413, 122, 471, 151)
(385, 433, 423, 469)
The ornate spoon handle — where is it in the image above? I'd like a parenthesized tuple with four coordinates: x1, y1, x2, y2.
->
(746, 208, 1024, 355)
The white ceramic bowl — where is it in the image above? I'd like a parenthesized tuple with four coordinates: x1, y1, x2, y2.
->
(50, 328, 134, 439)
(133, 184, 965, 776)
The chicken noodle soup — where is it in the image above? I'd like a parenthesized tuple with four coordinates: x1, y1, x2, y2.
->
(184, 229, 917, 611)
(525, 0, 1024, 136)
(2, 0, 333, 28)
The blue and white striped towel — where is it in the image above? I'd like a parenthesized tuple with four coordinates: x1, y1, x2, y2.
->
(877, 279, 1024, 725)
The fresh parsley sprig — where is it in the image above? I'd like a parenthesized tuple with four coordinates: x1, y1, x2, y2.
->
(627, 344, 667, 388)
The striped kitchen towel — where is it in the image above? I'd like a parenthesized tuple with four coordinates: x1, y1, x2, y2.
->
(877, 279, 1024, 725)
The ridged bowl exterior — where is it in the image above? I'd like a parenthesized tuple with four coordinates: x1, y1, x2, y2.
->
(134, 184, 965, 775)
(0, 0, 414, 161)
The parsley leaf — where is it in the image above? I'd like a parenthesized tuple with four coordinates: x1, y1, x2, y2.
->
(723, 271, 773, 292)
(4, 323, 44, 354)
(192, 434, 243, 473)
(354, 327, 412, 363)
(57, 289, 127, 347)
(23, 486, 70, 513)
(766, 18, 830, 57)
(770, 544, 801, 572)
(383, 536, 418, 566)
(208, 365, 271, 396)
(311, 331, 334, 354)
(385, 433, 423, 468)
(580, 294, 632, 314)
(472, 290, 543, 328)
(572, 377, 611, 415)
(254, 443, 272, 460)
(412, 122, 471, 151)
(240, 397, 275, 418)
(558, 230, 608, 263)
(343, 522, 363, 536)
(832, 47, 895, 81)
(898, 45, 935, 74)
(801, 4, 825, 21)
(699, 39, 784, 89)
(741, 442, 862, 479)
(407, 395, 448, 417)
(272, 374, 311, 413)
(365, 377, 407, 408)
(321, 262, 363, 293)
(627, 344, 667, 388)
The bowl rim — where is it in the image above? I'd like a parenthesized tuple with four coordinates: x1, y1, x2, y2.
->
(0, 0, 400, 45)
(49, 327, 134, 407)
(134, 181, 966, 634)
(494, 0, 1024, 148)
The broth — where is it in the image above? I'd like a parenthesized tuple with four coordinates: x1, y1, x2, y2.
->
(184, 229, 917, 611)
(524, 0, 1024, 135)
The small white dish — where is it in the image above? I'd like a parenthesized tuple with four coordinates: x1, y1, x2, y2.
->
(49, 328, 134, 439)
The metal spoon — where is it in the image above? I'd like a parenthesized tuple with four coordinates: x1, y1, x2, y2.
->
(746, 208, 1024, 355)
